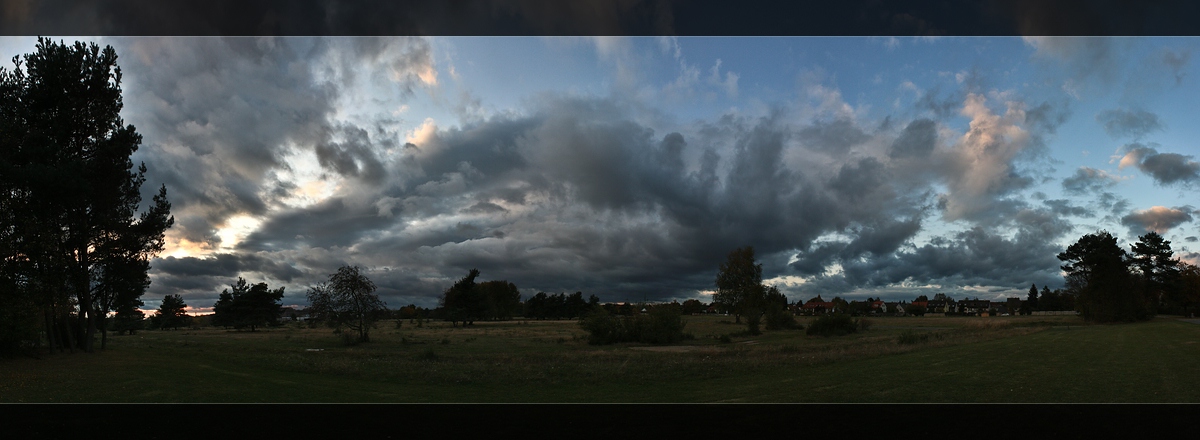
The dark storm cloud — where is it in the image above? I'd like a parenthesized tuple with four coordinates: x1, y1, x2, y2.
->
(1096, 108, 1162, 140)
(462, 202, 508, 214)
(1120, 144, 1200, 186)
(229, 95, 952, 303)
(314, 124, 388, 185)
(76, 35, 1085, 306)
(112, 37, 433, 249)
(239, 196, 402, 251)
(1121, 206, 1194, 236)
(154, 253, 303, 282)
(802, 223, 1067, 297)
(1062, 166, 1120, 195)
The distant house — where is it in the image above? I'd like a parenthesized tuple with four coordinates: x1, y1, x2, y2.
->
(926, 298, 953, 313)
(801, 296, 835, 315)
(956, 298, 991, 315)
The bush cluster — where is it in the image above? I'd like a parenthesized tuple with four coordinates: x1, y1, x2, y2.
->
(764, 309, 800, 330)
(580, 307, 690, 345)
(805, 314, 862, 337)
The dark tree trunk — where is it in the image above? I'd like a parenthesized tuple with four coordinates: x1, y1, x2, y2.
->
(61, 314, 76, 353)
(99, 315, 108, 350)
(43, 308, 57, 354)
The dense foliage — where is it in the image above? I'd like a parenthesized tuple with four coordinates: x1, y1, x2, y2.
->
(0, 38, 173, 354)
(212, 278, 285, 331)
(805, 314, 861, 337)
(714, 246, 790, 335)
(1059, 231, 1150, 322)
(439, 269, 523, 325)
(153, 294, 190, 330)
(579, 306, 689, 345)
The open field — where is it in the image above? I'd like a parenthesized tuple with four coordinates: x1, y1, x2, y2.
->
(4, 314, 1200, 402)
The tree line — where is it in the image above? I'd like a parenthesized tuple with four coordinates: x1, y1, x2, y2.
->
(1, 39, 173, 356)
(1059, 230, 1200, 323)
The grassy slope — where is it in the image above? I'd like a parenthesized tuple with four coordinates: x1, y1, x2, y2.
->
(3, 316, 1198, 402)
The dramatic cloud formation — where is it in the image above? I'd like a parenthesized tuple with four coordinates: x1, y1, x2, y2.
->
(9, 34, 1196, 311)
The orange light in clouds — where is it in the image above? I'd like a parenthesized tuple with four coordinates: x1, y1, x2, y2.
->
(162, 236, 214, 259)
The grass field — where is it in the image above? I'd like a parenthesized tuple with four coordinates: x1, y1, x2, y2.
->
(4, 314, 1200, 402)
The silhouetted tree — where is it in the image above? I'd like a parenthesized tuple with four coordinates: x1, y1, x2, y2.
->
(307, 266, 385, 343)
(1027, 284, 1039, 312)
(440, 269, 479, 326)
(1179, 264, 1200, 317)
(479, 280, 521, 321)
(1131, 232, 1182, 313)
(155, 294, 190, 330)
(563, 292, 588, 319)
(715, 246, 767, 333)
(680, 299, 706, 315)
(1059, 231, 1147, 322)
(0, 38, 173, 353)
(212, 278, 285, 331)
(111, 298, 144, 335)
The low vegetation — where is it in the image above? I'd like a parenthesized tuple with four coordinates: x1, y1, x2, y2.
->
(805, 314, 861, 337)
(580, 307, 690, 345)
(5, 314, 1200, 403)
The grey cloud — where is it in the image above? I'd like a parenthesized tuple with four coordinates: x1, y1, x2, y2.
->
(888, 118, 937, 159)
(1121, 206, 1195, 236)
(808, 224, 1065, 296)
(1121, 144, 1200, 186)
(1096, 108, 1162, 140)
(462, 201, 508, 214)
(112, 51, 1083, 308)
(798, 117, 871, 157)
(314, 124, 388, 185)
(1043, 199, 1094, 218)
(1097, 191, 1131, 218)
(1062, 166, 1120, 195)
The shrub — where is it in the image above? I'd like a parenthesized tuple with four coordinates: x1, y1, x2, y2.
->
(580, 310, 624, 345)
(580, 307, 688, 345)
(805, 314, 859, 337)
(764, 309, 799, 330)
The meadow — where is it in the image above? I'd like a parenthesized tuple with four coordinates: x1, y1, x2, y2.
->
(4, 314, 1200, 403)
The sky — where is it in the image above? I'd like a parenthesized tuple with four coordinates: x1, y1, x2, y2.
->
(2, 36, 1198, 313)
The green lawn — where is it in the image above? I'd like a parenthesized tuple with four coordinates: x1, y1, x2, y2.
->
(3, 315, 1198, 402)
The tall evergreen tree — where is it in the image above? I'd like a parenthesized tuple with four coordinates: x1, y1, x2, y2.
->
(0, 38, 172, 353)
(1130, 232, 1182, 313)
(155, 294, 190, 330)
(1058, 231, 1146, 322)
